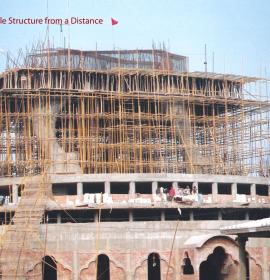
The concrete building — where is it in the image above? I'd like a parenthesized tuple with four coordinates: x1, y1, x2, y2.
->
(0, 48, 269, 279)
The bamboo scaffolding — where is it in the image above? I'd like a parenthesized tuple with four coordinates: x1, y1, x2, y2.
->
(0, 48, 269, 178)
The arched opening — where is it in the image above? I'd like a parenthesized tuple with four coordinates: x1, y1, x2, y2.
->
(148, 253, 161, 280)
(97, 254, 110, 280)
(182, 251, 194, 275)
(42, 256, 57, 280)
(199, 246, 227, 280)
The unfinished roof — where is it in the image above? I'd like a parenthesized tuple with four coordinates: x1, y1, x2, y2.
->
(221, 218, 270, 237)
(186, 71, 261, 84)
(24, 48, 188, 72)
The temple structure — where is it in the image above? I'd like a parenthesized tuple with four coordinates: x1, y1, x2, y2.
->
(0, 47, 269, 279)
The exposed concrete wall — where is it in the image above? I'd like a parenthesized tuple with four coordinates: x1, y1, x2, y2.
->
(32, 101, 82, 174)
(15, 220, 269, 280)
(172, 101, 211, 174)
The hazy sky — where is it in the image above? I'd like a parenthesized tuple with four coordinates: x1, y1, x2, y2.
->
(0, 0, 270, 76)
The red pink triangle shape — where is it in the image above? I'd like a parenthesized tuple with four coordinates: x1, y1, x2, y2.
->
(111, 17, 118, 26)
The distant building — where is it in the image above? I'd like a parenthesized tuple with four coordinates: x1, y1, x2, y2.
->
(0, 48, 269, 279)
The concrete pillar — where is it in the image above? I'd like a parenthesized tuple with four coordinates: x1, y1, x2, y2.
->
(12, 184, 18, 204)
(245, 211, 249, 220)
(129, 210, 133, 222)
(161, 210, 165, 221)
(152, 181, 158, 195)
(250, 184, 256, 202)
(232, 183, 237, 200)
(129, 181, 135, 195)
(212, 182, 218, 202)
(77, 182, 83, 196)
(189, 210, 194, 221)
(73, 250, 78, 280)
(218, 210, 222, 220)
(94, 211, 99, 223)
(105, 181, 110, 194)
(238, 236, 248, 280)
(262, 247, 268, 280)
(126, 248, 132, 280)
(173, 181, 178, 188)
(57, 212, 61, 224)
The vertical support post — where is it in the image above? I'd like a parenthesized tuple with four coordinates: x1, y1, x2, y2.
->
(218, 210, 222, 220)
(250, 183, 256, 202)
(232, 183, 237, 200)
(161, 210, 165, 221)
(73, 250, 78, 280)
(212, 182, 218, 202)
(94, 211, 99, 223)
(189, 210, 194, 221)
(57, 212, 61, 224)
(238, 236, 248, 280)
(12, 184, 18, 204)
(105, 181, 110, 194)
(77, 182, 83, 196)
(152, 181, 158, 195)
(129, 210, 133, 222)
(129, 181, 135, 195)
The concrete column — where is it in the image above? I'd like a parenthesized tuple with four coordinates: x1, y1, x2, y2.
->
(72, 250, 78, 280)
(189, 210, 194, 221)
(173, 181, 178, 188)
(152, 181, 158, 195)
(126, 248, 132, 280)
(94, 211, 99, 223)
(212, 182, 218, 202)
(12, 184, 18, 204)
(105, 181, 110, 194)
(262, 247, 268, 280)
(232, 183, 237, 200)
(245, 211, 249, 221)
(129, 210, 133, 222)
(129, 181, 135, 195)
(238, 236, 248, 280)
(250, 184, 256, 202)
(77, 182, 83, 196)
(218, 210, 222, 220)
(57, 212, 61, 224)
(161, 210, 165, 221)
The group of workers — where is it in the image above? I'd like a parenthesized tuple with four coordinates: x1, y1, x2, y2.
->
(156, 184, 199, 203)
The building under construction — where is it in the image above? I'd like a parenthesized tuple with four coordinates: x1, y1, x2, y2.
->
(0, 47, 269, 279)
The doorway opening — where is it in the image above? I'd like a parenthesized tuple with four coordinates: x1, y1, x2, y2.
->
(148, 253, 161, 280)
(42, 256, 57, 280)
(97, 254, 110, 280)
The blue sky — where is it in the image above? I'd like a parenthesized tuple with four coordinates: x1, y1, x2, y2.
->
(0, 0, 270, 77)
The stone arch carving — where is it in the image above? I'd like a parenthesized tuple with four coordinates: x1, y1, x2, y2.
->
(248, 253, 263, 280)
(79, 253, 125, 280)
(197, 235, 239, 265)
(26, 255, 72, 280)
(134, 251, 174, 280)
(199, 245, 239, 280)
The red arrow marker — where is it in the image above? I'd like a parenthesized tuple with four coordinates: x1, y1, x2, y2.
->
(111, 17, 118, 26)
